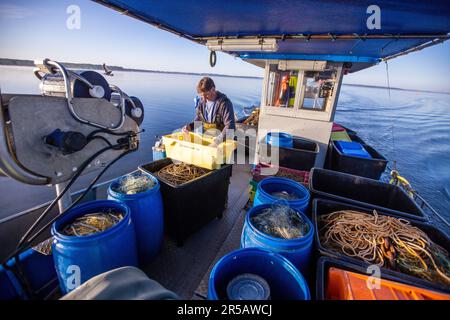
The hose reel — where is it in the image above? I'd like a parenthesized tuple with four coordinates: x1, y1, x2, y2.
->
(39, 70, 112, 100)
(34, 59, 144, 129)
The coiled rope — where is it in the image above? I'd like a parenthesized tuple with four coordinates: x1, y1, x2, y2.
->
(157, 163, 209, 186)
(319, 210, 450, 285)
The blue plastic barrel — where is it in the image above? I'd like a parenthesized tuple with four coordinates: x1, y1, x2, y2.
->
(208, 248, 310, 300)
(107, 171, 164, 264)
(265, 132, 293, 148)
(253, 177, 310, 213)
(52, 200, 138, 294)
(0, 266, 16, 300)
(241, 204, 314, 275)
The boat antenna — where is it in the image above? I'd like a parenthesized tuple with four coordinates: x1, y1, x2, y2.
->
(384, 60, 396, 171)
(385, 60, 391, 99)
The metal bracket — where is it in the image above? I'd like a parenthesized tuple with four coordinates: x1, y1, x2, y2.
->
(0, 91, 49, 185)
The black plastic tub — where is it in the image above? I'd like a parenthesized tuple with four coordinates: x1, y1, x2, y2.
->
(347, 132, 365, 144)
(139, 158, 232, 246)
(330, 140, 388, 180)
(260, 136, 319, 171)
(312, 198, 450, 294)
(309, 168, 427, 221)
(316, 256, 450, 300)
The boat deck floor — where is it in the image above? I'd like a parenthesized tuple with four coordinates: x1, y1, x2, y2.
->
(141, 164, 251, 299)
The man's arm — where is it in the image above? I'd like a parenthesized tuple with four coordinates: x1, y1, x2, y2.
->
(186, 104, 203, 131)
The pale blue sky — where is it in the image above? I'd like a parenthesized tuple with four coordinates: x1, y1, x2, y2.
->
(0, 0, 449, 92)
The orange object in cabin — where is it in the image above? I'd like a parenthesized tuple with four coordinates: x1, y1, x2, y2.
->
(326, 267, 450, 300)
(276, 75, 290, 106)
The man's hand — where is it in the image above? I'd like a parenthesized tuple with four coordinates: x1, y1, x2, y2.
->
(182, 125, 189, 133)
(209, 137, 222, 148)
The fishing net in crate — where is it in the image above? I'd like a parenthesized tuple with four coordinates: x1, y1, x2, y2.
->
(251, 203, 310, 240)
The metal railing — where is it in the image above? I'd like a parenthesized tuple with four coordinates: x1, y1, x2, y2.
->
(386, 165, 450, 232)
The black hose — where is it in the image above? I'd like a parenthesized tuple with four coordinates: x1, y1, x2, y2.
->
(3, 136, 132, 266)
(19, 148, 133, 251)
(0, 147, 134, 299)
(0, 124, 136, 300)
(14, 144, 121, 254)
(86, 128, 134, 140)
(87, 135, 114, 147)
(14, 128, 138, 252)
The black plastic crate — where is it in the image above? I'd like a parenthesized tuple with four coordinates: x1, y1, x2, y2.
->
(309, 168, 427, 221)
(139, 158, 232, 245)
(330, 140, 388, 180)
(312, 198, 450, 294)
(260, 136, 319, 171)
(316, 256, 450, 300)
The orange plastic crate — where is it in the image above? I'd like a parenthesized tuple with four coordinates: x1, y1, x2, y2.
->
(326, 267, 450, 300)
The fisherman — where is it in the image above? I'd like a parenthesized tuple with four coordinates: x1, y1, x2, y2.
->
(183, 77, 235, 146)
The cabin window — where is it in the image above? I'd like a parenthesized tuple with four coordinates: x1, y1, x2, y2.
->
(263, 61, 343, 122)
(300, 71, 336, 111)
(268, 70, 299, 108)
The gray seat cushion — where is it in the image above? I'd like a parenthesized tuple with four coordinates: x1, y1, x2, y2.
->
(61, 266, 179, 300)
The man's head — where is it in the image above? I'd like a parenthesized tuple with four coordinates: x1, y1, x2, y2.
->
(197, 77, 217, 101)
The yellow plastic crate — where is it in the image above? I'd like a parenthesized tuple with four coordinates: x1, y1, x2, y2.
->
(330, 131, 351, 142)
(162, 132, 237, 170)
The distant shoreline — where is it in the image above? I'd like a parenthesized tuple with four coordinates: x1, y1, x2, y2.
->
(1, 58, 448, 94)
(0, 58, 262, 80)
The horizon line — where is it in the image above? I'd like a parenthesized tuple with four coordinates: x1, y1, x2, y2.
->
(1, 57, 449, 95)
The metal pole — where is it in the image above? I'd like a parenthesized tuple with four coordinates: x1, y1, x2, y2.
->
(55, 181, 72, 213)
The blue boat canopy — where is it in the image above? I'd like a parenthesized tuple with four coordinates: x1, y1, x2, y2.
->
(94, 0, 450, 65)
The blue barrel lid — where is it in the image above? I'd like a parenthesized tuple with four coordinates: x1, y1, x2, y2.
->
(266, 132, 292, 139)
(226, 273, 271, 300)
(265, 132, 293, 147)
(334, 141, 371, 158)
